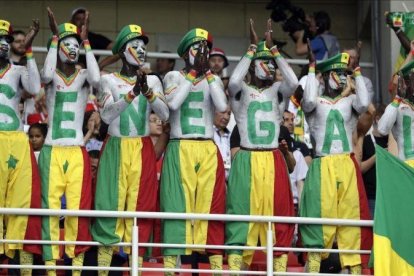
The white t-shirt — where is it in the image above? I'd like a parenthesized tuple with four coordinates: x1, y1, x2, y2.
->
(289, 150, 308, 204)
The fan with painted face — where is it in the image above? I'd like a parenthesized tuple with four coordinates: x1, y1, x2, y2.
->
(123, 38, 146, 67)
(0, 36, 10, 59)
(58, 36, 79, 64)
(187, 41, 209, 66)
(254, 58, 276, 81)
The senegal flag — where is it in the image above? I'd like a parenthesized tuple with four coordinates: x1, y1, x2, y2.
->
(374, 146, 414, 274)
(389, 12, 414, 72)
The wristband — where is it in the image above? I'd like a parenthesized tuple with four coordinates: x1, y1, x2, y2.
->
(25, 47, 33, 60)
(391, 95, 402, 107)
(83, 40, 91, 52)
(270, 46, 281, 58)
(50, 36, 58, 49)
(124, 90, 136, 103)
(206, 71, 215, 84)
(185, 69, 197, 83)
(308, 63, 316, 74)
(353, 66, 362, 77)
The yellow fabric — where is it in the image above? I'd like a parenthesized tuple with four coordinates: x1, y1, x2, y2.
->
(320, 154, 362, 267)
(307, 252, 321, 273)
(243, 151, 275, 265)
(228, 254, 243, 271)
(274, 253, 288, 272)
(163, 255, 177, 276)
(349, 264, 362, 274)
(374, 234, 414, 276)
(405, 159, 414, 168)
(178, 140, 219, 255)
(114, 137, 144, 254)
(209, 254, 223, 272)
(19, 250, 33, 276)
(0, 131, 33, 256)
(72, 252, 85, 276)
(98, 246, 113, 273)
(46, 260, 56, 276)
(46, 146, 85, 259)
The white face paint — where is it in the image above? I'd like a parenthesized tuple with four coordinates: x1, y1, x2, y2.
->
(254, 59, 275, 81)
(0, 37, 10, 59)
(58, 36, 80, 64)
(187, 42, 209, 66)
(328, 70, 348, 91)
(123, 38, 146, 67)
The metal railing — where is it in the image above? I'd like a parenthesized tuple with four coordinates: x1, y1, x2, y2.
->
(31, 46, 375, 68)
(0, 208, 373, 276)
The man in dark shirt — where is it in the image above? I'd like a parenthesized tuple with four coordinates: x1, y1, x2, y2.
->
(283, 110, 312, 164)
(70, 7, 113, 67)
(361, 104, 388, 216)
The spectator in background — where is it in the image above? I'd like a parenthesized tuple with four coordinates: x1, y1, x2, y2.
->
(28, 123, 48, 161)
(213, 106, 232, 181)
(70, 7, 113, 68)
(283, 110, 312, 165)
(26, 92, 48, 125)
(83, 111, 103, 152)
(209, 48, 230, 89)
(10, 30, 27, 65)
(361, 104, 387, 216)
(155, 51, 175, 79)
(294, 11, 339, 61)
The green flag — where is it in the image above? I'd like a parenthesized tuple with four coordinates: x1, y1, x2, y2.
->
(388, 12, 414, 72)
(374, 146, 414, 275)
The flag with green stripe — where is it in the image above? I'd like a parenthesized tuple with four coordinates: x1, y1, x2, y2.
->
(374, 146, 414, 275)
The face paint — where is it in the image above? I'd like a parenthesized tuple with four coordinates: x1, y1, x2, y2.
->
(254, 59, 275, 81)
(328, 71, 347, 90)
(0, 37, 10, 59)
(123, 38, 146, 67)
(188, 43, 201, 66)
(58, 36, 80, 64)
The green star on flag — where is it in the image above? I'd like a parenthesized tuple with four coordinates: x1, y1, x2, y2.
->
(6, 154, 18, 169)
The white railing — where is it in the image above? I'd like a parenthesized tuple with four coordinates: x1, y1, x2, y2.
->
(31, 46, 375, 68)
(0, 208, 373, 276)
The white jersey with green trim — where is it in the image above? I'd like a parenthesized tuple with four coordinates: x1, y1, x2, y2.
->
(99, 73, 169, 138)
(0, 61, 41, 131)
(378, 100, 414, 161)
(228, 50, 298, 149)
(44, 69, 91, 146)
(302, 72, 369, 157)
(164, 70, 227, 139)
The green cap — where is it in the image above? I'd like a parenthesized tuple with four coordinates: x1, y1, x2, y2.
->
(47, 23, 80, 49)
(112, 24, 148, 54)
(400, 60, 414, 77)
(316, 52, 350, 73)
(177, 28, 213, 57)
(253, 41, 273, 60)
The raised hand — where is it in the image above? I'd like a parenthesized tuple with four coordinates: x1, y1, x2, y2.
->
(249, 18, 259, 45)
(355, 41, 362, 68)
(307, 38, 315, 64)
(194, 41, 209, 74)
(47, 7, 59, 36)
(265, 18, 274, 48)
(80, 10, 89, 41)
(24, 19, 40, 49)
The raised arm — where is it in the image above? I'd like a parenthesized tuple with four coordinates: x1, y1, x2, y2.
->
(206, 71, 227, 112)
(351, 67, 369, 114)
(378, 98, 400, 136)
(21, 19, 41, 94)
(228, 46, 255, 97)
(42, 8, 59, 84)
(301, 39, 318, 113)
(99, 73, 143, 124)
(163, 70, 193, 111)
(228, 18, 258, 96)
(264, 19, 298, 97)
(144, 76, 169, 121)
(80, 11, 100, 88)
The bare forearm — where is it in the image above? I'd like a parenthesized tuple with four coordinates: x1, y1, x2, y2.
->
(361, 154, 376, 174)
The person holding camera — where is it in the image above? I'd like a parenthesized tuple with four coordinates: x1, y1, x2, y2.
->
(294, 11, 339, 61)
